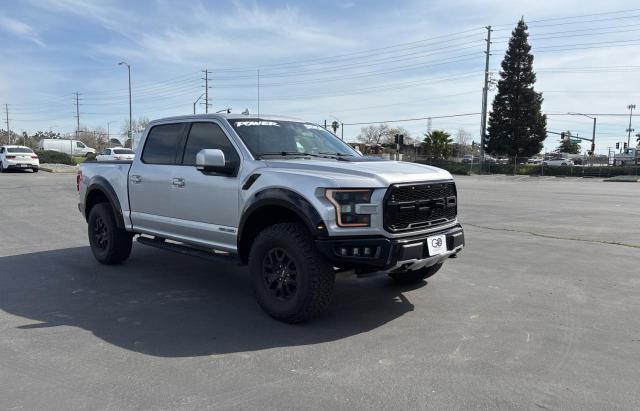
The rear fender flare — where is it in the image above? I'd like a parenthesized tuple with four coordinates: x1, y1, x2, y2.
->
(84, 176, 125, 229)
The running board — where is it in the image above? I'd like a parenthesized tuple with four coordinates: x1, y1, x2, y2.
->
(136, 236, 243, 266)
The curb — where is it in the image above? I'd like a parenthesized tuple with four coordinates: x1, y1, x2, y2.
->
(39, 166, 78, 173)
(603, 176, 639, 183)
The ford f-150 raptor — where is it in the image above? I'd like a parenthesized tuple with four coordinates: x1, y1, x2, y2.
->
(78, 114, 464, 322)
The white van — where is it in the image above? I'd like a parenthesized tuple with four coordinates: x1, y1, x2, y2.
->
(39, 139, 96, 157)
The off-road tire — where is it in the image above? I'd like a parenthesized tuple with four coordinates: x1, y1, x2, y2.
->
(88, 203, 132, 265)
(388, 263, 443, 284)
(249, 222, 334, 323)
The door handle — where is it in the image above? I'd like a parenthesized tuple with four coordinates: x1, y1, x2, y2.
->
(130, 175, 142, 184)
(172, 177, 185, 188)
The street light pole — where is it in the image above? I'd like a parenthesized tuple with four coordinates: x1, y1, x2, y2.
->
(568, 112, 597, 155)
(119, 62, 132, 140)
(627, 104, 636, 148)
(193, 93, 206, 114)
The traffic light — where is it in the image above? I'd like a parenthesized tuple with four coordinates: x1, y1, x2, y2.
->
(616, 142, 620, 149)
(394, 134, 404, 146)
(624, 142, 628, 149)
(560, 132, 566, 140)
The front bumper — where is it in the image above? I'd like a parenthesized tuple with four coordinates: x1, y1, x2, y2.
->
(316, 224, 464, 271)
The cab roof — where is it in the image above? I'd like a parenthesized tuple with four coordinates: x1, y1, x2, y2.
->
(148, 113, 306, 125)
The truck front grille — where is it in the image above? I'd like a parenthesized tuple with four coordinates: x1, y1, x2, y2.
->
(383, 181, 457, 232)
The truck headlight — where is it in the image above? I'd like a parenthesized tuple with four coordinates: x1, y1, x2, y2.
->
(325, 189, 373, 227)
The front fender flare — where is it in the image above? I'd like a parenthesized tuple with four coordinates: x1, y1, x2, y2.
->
(238, 188, 328, 245)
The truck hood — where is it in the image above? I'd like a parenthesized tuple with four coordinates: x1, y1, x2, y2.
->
(263, 158, 453, 187)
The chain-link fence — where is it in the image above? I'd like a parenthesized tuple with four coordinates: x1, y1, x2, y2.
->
(414, 159, 640, 177)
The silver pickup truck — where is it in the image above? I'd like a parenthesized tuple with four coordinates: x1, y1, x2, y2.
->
(78, 114, 464, 322)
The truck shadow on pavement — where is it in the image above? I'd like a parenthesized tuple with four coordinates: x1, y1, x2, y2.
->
(0, 245, 421, 357)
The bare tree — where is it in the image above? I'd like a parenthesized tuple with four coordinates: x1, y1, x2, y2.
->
(357, 124, 391, 145)
(455, 128, 472, 156)
(77, 127, 109, 152)
(119, 116, 151, 138)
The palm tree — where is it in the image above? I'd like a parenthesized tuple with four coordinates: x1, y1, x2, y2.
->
(422, 130, 453, 159)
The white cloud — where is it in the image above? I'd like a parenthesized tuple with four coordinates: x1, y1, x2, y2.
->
(0, 15, 44, 47)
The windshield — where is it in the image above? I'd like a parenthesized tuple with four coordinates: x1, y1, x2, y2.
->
(113, 149, 134, 154)
(229, 119, 359, 158)
(7, 147, 34, 153)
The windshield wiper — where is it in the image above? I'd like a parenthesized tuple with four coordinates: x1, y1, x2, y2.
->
(257, 151, 322, 159)
(317, 152, 355, 161)
(319, 152, 354, 157)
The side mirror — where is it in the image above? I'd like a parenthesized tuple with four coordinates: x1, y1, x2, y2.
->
(195, 149, 236, 175)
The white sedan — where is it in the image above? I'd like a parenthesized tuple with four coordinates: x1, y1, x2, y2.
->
(0, 145, 39, 172)
(96, 148, 135, 161)
(542, 158, 573, 167)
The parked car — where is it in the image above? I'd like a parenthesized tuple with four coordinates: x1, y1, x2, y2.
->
(39, 139, 96, 157)
(78, 114, 465, 323)
(542, 158, 573, 167)
(462, 155, 474, 163)
(96, 148, 135, 162)
(0, 145, 39, 172)
(527, 158, 542, 164)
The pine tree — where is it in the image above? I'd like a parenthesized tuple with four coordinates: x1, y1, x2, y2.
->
(486, 19, 547, 158)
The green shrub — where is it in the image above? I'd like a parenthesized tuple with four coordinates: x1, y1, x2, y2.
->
(36, 150, 76, 165)
(414, 159, 639, 177)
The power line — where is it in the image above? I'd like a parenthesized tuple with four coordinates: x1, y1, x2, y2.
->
(492, 26, 640, 42)
(493, 8, 640, 28)
(209, 41, 485, 81)
(343, 112, 481, 126)
(210, 54, 482, 88)
(202, 27, 486, 73)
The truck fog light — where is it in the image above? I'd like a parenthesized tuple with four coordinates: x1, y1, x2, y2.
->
(339, 247, 348, 256)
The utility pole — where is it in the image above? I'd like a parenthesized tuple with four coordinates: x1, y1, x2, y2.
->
(427, 117, 432, 134)
(479, 25, 492, 169)
(202, 70, 212, 113)
(591, 116, 596, 155)
(74, 92, 81, 156)
(74, 92, 81, 137)
(4, 104, 9, 145)
(627, 104, 636, 148)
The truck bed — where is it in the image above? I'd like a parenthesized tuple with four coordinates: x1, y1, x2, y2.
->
(79, 160, 133, 225)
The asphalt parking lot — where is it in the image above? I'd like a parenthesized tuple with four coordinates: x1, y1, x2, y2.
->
(1, 171, 639, 410)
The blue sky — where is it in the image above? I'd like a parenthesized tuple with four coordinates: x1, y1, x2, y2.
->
(1, 0, 639, 154)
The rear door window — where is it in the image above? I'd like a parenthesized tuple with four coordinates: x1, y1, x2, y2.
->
(141, 123, 187, 164)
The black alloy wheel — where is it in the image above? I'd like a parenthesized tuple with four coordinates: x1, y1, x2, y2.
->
(262, 247, 298, 301)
